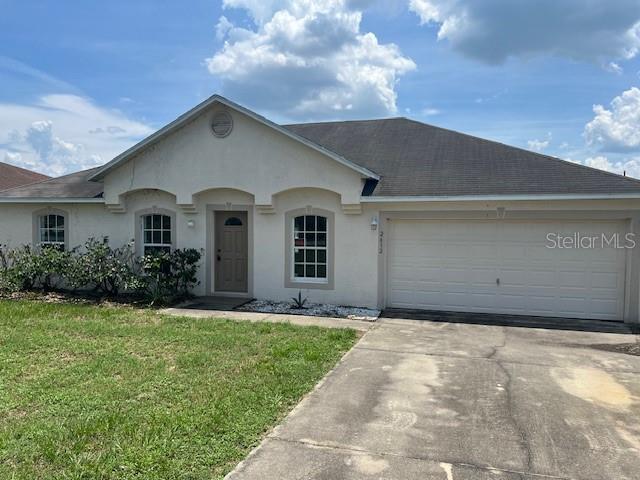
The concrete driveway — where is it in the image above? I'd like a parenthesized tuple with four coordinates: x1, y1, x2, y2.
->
(227, 318, 640, 480)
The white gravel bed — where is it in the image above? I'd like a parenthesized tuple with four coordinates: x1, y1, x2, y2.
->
(237, 299, 380, 321)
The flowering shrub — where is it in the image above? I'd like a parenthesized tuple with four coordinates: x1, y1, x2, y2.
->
(0, 245, 71, 291)
(0, 238, 202, 305)
(67, 237, 144, 296)
(35, 246, 73, 291)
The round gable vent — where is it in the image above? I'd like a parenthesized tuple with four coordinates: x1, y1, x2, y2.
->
(211, 111, 233, 138)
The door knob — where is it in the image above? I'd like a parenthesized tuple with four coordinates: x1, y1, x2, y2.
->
(217, 255, 221, 261)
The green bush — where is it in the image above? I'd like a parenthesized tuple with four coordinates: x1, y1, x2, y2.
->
(0, 245, 71, 291)
(141, 248, 201, 305)
(0, 238, 202, 305)
(0, 245, 19, 292)
(35, 246, 73, 290)
(67, 237, 144, 296)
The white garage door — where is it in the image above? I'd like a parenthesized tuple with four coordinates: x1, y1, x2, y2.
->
(387, 220, 627, 320)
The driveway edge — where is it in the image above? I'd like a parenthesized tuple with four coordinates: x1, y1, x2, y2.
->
(224, 327, 376, 479)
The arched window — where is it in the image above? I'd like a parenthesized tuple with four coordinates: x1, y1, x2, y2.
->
(141, 213, 172, 255)
(37, 213, 66, 250)
(224, 216, 243, 226)
(292, 214, 328, 281)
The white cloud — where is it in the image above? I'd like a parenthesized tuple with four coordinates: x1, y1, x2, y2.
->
(409, 0, 640, 64)
(421, 107, 440, 116)
(582, 155, 640, 179)
(584, 87, 640, 151)
(0, 94, 152, 177)
(206, 0, 415, 119)
(527, 133, 551, 153)
(605, 62, 623, 74)
(216, 16, 234, 41)
(3, 151, 23, 165)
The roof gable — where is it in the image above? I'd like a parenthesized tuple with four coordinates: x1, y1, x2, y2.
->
(89, 95, 379, 182)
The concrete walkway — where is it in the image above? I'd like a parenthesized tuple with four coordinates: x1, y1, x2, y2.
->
(226, 318, 640, 480)
(161, 306, 374, 332)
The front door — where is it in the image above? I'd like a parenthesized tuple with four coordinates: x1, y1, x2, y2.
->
(214, 211, 248, 293)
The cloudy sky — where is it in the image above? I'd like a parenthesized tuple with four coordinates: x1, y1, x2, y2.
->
(1, 0, 640, 178)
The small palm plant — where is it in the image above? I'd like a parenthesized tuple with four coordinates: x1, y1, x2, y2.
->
(291, 290, 308, 309)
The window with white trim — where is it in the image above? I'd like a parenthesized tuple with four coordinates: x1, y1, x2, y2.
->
(141, 214, 172, 254)
(292, 215, 328, 282)
(37, 214, 66, 250)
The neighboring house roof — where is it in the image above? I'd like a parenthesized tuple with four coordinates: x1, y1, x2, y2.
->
(0, 162, 49, 191)
(0, 167, 103, 200)
(284, 117, 640, 197)
(88, 94, 379, 182)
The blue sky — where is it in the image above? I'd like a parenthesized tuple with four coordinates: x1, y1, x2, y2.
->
(1, 0, 640, 177)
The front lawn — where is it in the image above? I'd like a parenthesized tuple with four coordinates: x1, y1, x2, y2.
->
(0, 300, 357, 479)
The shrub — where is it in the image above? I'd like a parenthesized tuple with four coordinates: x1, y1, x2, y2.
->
(0, 245, 71, 291)
(2, 246, 43, 291)
(170, 248, 201, 297)
(0, 238, 202, 305)
(141, 248, 201, 305)
(140, 250, 171, 305)
(68, 237, 144, 296)
(0, 245, 18, 292)
(35, 246, 73, 290)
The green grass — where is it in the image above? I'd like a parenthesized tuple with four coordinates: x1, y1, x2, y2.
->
(0, 300, 357, 479)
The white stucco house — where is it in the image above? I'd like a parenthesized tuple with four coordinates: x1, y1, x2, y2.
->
(2, 95, 640, 325)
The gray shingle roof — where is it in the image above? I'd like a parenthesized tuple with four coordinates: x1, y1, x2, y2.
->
(0, 162, 49, 191)
(3, 117, 640, 200)
(0, 167, 103, 198)
(284, 118, 640, 197)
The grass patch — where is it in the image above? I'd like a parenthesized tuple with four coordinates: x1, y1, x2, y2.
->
(0, 300, 357, 479)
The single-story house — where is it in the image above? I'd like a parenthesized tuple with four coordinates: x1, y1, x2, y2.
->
(1, 95, 640, 325)
(0, 161, 49, 191)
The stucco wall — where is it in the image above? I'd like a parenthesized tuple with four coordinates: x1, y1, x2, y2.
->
(0, 188, 380, 306)
(2, 195, 640, 317)
(254, 189, 378, 307)
(0, 203, 122, 249)
(102, 105, 365, 208)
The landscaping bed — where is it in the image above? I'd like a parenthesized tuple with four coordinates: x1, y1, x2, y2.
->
(0, 300, 357, 480)
(237, 299, 380, 321)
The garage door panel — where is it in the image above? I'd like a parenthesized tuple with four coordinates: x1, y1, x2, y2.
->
(387, 220, 626, 321)
(591, 273, 623, 289)
(590, 299, 620, 315)
(467, 268, 500, 284)
(557, 271, 589, 287)
(444, 293, 496, 310)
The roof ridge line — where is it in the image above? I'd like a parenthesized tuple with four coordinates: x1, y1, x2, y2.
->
(284, 117, 404, 127)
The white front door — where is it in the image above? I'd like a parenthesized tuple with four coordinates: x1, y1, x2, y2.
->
(387, 220, 627, 321)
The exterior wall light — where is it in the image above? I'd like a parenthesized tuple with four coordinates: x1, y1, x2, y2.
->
(187, 220, 196, 228)
(371, 216, 379, 231)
